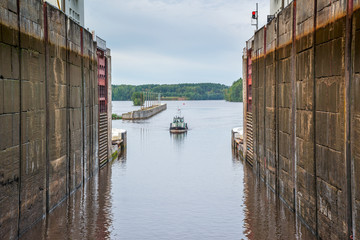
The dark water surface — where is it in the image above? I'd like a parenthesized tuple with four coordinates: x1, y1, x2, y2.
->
(22, 101, 315, 240)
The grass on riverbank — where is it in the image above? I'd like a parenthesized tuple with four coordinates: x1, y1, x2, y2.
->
(112, 113, 122, 120)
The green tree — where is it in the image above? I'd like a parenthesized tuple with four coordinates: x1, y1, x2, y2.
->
(131, 92, 144, 106)
(225, 78, 243, 102)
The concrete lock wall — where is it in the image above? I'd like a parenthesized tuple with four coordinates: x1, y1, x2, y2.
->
(0, 1, 99, 239)
(244, 0, 360, 239)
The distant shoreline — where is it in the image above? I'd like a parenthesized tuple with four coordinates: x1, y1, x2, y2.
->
(111, 99, 243, 102)
(161, 97, 188, 101)
(112, 83, 228, 101)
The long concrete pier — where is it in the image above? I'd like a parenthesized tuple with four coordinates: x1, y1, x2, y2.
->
(122, 104, 167, 120)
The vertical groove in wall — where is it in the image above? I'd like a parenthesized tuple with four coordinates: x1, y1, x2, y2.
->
(81, 29, 85, 186)
(264, 27, 267, 183)
(17, 0, 22, 237)
(90, 48, 93, 178)
(345, 0, 354, 238)
(275, 19, 280, 195)
(312, 0, 318, 237)
(43, 2, 50, 215)
(291, 0, 297, 209)
(88, 45, 91, 172)
(66, 17, 70, 197)
(90, 45, 97, 176)
(350, 1, 356, 237)
(67, 18, 72, 195)
(257, 40, 260, 176)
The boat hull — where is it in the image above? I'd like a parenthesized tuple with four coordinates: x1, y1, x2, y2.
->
(169, 127, 188, 133)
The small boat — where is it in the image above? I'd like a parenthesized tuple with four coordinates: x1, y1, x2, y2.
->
(169, 112, 188, 133)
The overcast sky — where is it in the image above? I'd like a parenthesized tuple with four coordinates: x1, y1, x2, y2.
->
(85, 0, 269, 86)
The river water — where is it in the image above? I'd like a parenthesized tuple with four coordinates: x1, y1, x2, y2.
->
(22, 100, 315, 240)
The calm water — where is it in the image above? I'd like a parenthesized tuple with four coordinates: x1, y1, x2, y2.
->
(22, 101, 315, 240)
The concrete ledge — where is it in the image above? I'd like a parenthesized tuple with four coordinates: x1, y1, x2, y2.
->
(122, 104, 167, 120)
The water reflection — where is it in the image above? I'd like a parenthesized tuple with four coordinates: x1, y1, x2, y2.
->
(22, 163, 114, 240)
(20, 101, 317, 240)
(170, 132, 187, 144)
(169, 132, 187, 153)
(140, 127, 150, 143)
(241, 159, 316, 240)
(117, 150, 127, 170)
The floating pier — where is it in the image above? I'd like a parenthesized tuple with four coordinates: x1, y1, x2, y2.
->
(231, 127, 244, 158)
(110, 129, 127, 162)
(122, 104, 167, 120)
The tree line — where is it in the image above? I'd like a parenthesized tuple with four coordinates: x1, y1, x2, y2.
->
(112, 83, 229, 101)
(112, 81, 243, 102)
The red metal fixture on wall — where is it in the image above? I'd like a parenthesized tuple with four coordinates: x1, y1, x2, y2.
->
(96, 35, 109, 166)
(246, 49, 252, 112)
(97, 49, 107, 113)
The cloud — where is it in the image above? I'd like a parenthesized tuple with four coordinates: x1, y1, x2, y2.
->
(111, 49, 243, 85)
(85, 0, 269, 85)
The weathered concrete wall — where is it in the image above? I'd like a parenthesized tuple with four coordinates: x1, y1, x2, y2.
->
(315, 1, 347, 239)
(0, 1, 22, 239)
(83, 29, 98, 181)
(0, 1, 99, 239)
(19, 0, 47, 233)
(244, 0, 360, 239)
(278, 3, 294, 210)
(122, 104, 167, 120)
(67, 19, 83, 193)
(265, 18, 277, 192)
(352, 1, 360, 238)
(252, 27, 266, 180)
(47, 3, 67, 211)
(295, 0, 318, 234)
